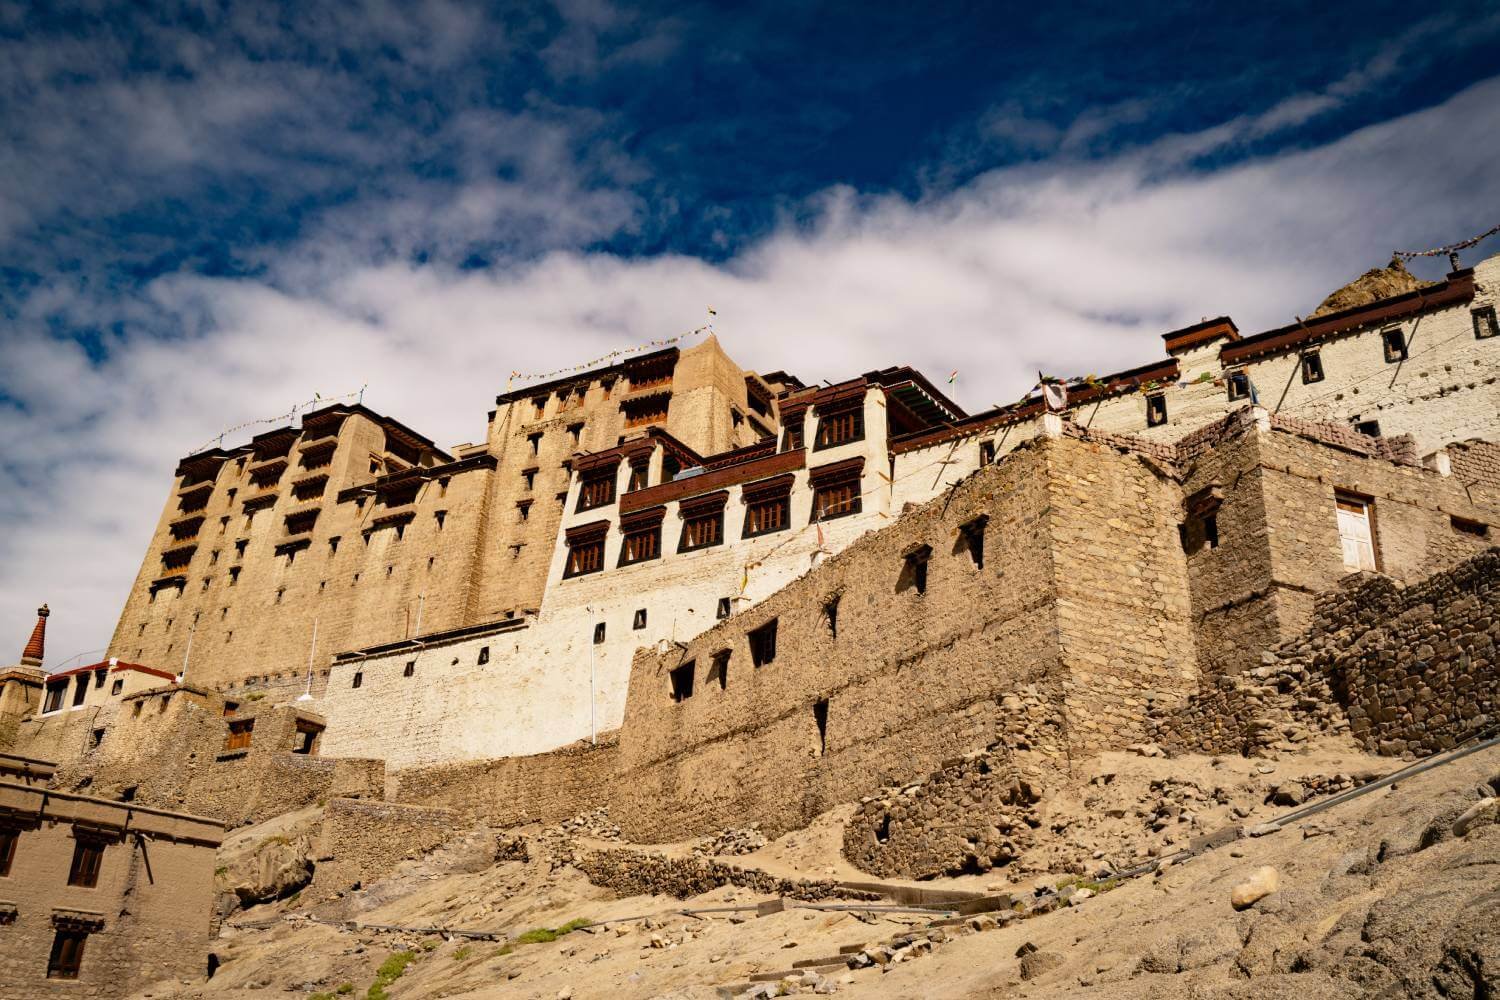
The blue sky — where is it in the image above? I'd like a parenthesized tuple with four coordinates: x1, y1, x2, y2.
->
(4, 0, 1500, 667)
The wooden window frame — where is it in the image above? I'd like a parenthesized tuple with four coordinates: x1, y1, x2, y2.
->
(1301, 351, 1325, 383)
(1225, 370, 1250, 401)
(67, 833, 107, 888)
(577, 469, 617, 512)
(47, 929, 89, 980)
(1381, 327, 1407, 363)
(224, 718, 255, 752)
(564, 522, 609, 578)
(813, 405, 864, 450)
(810, 459, 864, 523)
(619, 524, 661, 566)
(678, 492, 728, 553)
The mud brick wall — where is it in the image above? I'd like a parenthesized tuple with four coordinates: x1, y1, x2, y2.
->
(609, 440, 1066, 842)
(308, 799, 460, 900)
(390, 739, 619, 826)
(575, 848, 869, 902)
(1448, 439, 1500, 509)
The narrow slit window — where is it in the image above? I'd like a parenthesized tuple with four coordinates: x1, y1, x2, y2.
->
(403, 660, 415, 677)
(710, 649, 730, 690)
(352, 671, 363, 689)
(902, 544, 932, 594)
(959, 515, 988, 570)
(669, 661, 695, 703)
(824, 595, 839, 638)
(593, 622, 606, 644)
(0, 828, 16, 876)
(813, 699, 829, 756)
(1146, 393, 1168, 427)
(978, 440, 996, 467)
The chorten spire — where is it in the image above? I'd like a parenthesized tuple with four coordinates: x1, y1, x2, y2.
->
(20, 604, 48, 667)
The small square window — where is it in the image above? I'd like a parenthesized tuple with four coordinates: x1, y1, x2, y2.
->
(978, 440, 996, 467)
(1146, 394, 1168, 427)
(716, 597, 731, 620)
(403, 661, 415, 677)
(632, 609, 647, 630)
(1474, 306, 1499, 340)
(1382, 327, 1407, 363)
(477, 646, 490, 665)
(749, 619, 778, 667)
(594, 622, 607, 644)
(1301, 351, 1325, 383)
(1226, 371, 1250, 401)
(111, 679, 123, 696)
(1354, 419, 1381, 437)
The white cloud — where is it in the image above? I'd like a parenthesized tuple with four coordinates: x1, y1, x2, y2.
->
(4, 73, 1500, 672)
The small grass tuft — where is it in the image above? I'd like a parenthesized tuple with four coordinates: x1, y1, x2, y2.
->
(452, 945, 471, 961)
(336, 985, 354, 995)
(364, 950, 417, 1000)
(494, 944, 514, 958)
(514, 917, 590, 945)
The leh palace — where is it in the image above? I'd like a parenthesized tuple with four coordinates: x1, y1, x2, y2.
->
(2, 251, 1500, 999)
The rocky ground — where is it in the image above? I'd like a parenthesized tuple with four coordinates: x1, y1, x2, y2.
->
(138, 735, 1499, 1000)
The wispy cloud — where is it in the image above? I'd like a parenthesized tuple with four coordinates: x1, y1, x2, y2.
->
(5, 66, 1500, 668)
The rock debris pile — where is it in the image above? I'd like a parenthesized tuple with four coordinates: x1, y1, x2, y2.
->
(576, 848, 875, 903)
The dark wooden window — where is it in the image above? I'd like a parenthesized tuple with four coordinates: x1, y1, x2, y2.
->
(1301, 351, 1325, 383)
(814, 406, 864, 450)
(578, 470, 616, 512)
(679, 495, 727, 553)
(749, 619, 778, 667)
(566, 537, 604, 577)
(71, 676, 88, 707)
(622, 394, 670, 428)
(68, 836, 105, 888)
(47, 930, 88, 979)
(1382, 327, 1407, 362)
(709, 649, 731, 690)
(627, 358, 674, 391)
(669, 661, 695, 702)
(781, 422, 804, 453)
(0, 828, 17, 876)
(812, 478, 860, 521)
(43, 683, 65, 713)
(979, 440, 996, 467)
(744, 494, 788, 536)
(351, 671, 363, 689)
(1475, 306, 1499, 340)
(1226, 371, 1250, 401)
(1146, 394, 1168, 427)
(224, 719, 254, 752)
(627, 460, 649, 492)
(619, 524, 660, 565)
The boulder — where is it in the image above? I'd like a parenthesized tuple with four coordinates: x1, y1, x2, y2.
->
(1452, 797, 1498, 838)
(1231, 867, 1280, 911)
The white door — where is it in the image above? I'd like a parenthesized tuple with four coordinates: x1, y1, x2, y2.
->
(1336, 494, 1376, 572)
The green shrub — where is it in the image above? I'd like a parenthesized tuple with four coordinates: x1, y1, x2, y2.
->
(452, 945, 471, 961)
(364, 950, 417, 1000)
(336, 985, 354, 995)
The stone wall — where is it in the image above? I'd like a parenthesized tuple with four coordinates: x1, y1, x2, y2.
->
(389, 738, 619, 826)
(308, 798, 460, 900)
(1153, 547, 1500, 758)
